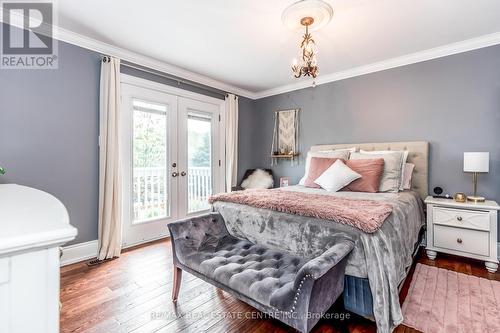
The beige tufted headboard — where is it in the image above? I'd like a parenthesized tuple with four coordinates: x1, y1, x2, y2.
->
(310, 141, 429, 200)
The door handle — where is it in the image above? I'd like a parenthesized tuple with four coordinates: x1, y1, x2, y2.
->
(180, 171, 187, 176)
(172, 171, 179, 177)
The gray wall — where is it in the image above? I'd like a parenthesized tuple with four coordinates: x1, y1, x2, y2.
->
(0, 24, 254, 245)
(0, 39, 101, 245)
(2, 19, 499, 244)
(239, 45, 500, 236)
(237, 96, 258, 181)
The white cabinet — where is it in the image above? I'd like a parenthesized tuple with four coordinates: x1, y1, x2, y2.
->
(425, 196, 499, 273)
(0, 185, 77, 333)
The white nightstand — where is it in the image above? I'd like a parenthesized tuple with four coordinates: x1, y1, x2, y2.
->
(425, 196, 499, 273)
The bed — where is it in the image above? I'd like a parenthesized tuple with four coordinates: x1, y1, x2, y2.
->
(212, 141, 428, 333)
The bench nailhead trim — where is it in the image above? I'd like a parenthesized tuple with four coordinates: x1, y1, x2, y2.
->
(272, 274, 312, 313)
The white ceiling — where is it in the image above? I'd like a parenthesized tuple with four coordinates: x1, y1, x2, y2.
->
(56, 0, 500, 97)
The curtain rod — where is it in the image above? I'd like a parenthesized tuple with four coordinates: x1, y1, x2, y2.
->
(118, 60, 227, 98)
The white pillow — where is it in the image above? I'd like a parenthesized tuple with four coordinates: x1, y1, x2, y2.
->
(360, 149, 409, 190)
(402, 163, 415, 190)
(314, 159, 361, 192)
(298, 148, 355, 185)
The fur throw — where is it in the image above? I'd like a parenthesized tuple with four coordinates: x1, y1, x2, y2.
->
(240, 169, 274, 189)
(209, 188, 393, 233)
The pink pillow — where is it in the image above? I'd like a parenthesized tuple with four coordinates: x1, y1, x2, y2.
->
(304, 157, 342, 188)
(343, 158, 385, 193)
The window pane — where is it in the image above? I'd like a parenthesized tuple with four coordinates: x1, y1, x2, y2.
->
(132, 99, 168, 222)
(187, 114, 212, 213)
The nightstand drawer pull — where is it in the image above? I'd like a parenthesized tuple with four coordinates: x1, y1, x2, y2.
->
(457, 238, 462, 244)
(456, 216, 462, 221)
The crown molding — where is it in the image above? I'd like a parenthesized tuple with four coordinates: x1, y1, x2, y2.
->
(2, 8, 500, 101)
(254, 31, 500, 99)
(0, 9, 257, 99)
(54, 28, 257, 99)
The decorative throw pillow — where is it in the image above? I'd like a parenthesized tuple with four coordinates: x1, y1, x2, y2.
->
(299, 149, 352, 185)
(349, 151, 404, 192)
(401, 163, 415, 190)
(343, 158, 385, 193)
(360, 149, 409, 190)
(315, 159, 361, 192)
(304, 157, 342, 188)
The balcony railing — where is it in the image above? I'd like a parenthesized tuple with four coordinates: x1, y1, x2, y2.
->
(187, 166, 212, 212)
(133, 166, 212, 221)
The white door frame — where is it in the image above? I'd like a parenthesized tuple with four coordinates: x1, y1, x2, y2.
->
(121, 84, 178, 246)
(178, 96, 221, 217)
(121, 74, 226, 194)
(120, 74, 226, 247)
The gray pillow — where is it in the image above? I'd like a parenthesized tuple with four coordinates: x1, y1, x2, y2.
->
(349, 151, 404, 192)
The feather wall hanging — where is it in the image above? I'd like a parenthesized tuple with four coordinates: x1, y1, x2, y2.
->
(271, 109, 300, 166)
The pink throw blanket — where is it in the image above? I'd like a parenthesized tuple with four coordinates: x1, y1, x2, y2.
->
(209, 188, 393, 233)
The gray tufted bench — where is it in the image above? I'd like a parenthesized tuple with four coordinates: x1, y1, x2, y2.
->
(168, 212, 355, 333)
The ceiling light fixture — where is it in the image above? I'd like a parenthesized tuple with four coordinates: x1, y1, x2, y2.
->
(282, 0, 333, 83)
(291, 16, 318, 79)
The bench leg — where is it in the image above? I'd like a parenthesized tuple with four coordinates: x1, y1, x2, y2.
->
(172, 265, 182, 302)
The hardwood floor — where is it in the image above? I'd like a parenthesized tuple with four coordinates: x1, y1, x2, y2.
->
(60, 239, 500, 333)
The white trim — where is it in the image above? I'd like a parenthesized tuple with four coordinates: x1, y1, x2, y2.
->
(60, 236, 173, 266)
(119, 74, 225, 246)
(121, 74, 224, 106)
(120, 74, 226, 194)
(55, 28, 255, 98)
(253, 32, 500, 99)
(60, 240, 98, 266)
(120, 83, 179, 247)
(177, 97, 224, 214)
(2, 7, 500, 99)
(0, 9, 255, 99)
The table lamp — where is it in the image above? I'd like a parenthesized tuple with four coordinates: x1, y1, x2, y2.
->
(463, 152, 489, 202)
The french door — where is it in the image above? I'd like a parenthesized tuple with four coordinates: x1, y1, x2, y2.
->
(121, 77, 224, 246)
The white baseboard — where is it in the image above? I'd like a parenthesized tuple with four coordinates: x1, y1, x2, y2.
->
(60, 235, 171, 266)
(60, 240, 98, 266)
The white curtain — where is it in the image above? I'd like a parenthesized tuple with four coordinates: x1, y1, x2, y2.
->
(98, 56, 122, 260)
(225, 94, 239, 192)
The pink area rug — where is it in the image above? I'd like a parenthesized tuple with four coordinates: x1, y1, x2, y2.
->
(402, 263, 500, 333)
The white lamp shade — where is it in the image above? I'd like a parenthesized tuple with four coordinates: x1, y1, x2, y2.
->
(463, 152, 489, 172)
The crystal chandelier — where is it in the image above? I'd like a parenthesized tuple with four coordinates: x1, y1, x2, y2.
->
(291, 17, 318, 79)
(282, 0, 333, 82)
